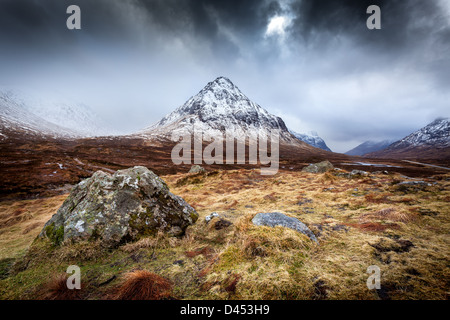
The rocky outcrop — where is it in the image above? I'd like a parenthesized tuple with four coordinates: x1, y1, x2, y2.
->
(252, 212, 318, 243)
(39, 166, 198, 247)
(302, 160, 334, 173)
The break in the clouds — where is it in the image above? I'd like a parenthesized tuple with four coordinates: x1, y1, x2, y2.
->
(0, 0, 449, 152)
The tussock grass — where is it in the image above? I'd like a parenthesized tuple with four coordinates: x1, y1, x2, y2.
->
(39, 273, 81, 300)
(114, 270, 173, 300)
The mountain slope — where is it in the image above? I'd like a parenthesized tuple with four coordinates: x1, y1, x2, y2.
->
(345, 140, 395, 156)
(289, 130, 332, 151)
(0, 90, 79, 139)
(368, 118, 450, 160)
(138, 77, 299, 144)
(0, 87, 112, 137)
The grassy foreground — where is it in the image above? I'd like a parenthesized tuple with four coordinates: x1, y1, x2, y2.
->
(0, 168, 449, 300)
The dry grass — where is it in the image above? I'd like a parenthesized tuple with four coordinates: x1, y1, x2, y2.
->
(0, 195, 66, 259)
(39, 273, 81, 300)
(120, 237, 156, 253)
(1, 170, 449, 300)
(114, 270, 172, 300)
(164, 169, 450, 299)
(55, 241, 107, 262)
(185, 246, 215, 258)
(359, 207, 417, 223)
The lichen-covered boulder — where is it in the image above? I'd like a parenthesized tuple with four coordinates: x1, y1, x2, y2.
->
(39, 166, 198, 247)
(302, 160, 334, 174)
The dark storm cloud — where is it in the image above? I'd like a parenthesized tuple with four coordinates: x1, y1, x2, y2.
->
(127, 0, 283, 60)
(289, 0, 443, 50)
(287, 0, 450, 84)
(1, 0, 448, 67)
(0, 0, 448, 151)
(3, 0, 445, 67)
(0, 0, 284, 65)
(132, 0, 281, 37)
(0, 0, 141, 56)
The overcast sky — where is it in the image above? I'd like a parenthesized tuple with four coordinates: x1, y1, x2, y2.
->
(0, 0, 449, 152)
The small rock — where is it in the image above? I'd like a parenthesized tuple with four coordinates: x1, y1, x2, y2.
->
(252, 212, 318, 243)
(397, 181, 431, 187)
(189, 165, 206, 174)
(349, 170, 369, 177)
(302, 160, 334, 174)
(205, 212, 220, 223)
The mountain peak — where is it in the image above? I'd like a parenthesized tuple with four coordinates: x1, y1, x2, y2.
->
(171, 76, 249, 117)
(140, 77, 296, 143)
(213, 76, 233, 84)
(203, 76, 237, 93)
(431, 117, 449, 125)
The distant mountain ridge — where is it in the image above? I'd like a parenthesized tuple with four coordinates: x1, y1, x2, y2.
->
(345, 140, 395, 156)
(388, 118, 449, 148)
(368, 118, 450, 159)
(289, 129, 332, 151)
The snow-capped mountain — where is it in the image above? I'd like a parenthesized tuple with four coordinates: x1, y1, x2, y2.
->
(345, 140, 395, 156)
(289, 130, 332, 151)
(0, 90, 79, 139)
(390, 118, 449, 148)
(139, 77, 298, 143)
(0, 87, 113, 138)
(368, 118, 450, 159)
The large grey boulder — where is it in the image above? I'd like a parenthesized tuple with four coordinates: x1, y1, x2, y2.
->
(252, 212, 318, 243)
(39, 166, 198, 247)
(302, 160, 334, 174)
